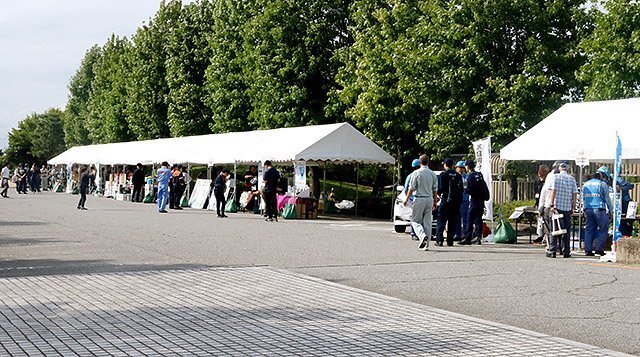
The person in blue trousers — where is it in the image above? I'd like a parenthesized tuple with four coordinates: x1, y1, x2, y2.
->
(156, 161, 172, 213)
(582, 172, 612, 256)
(454, 161, 469, 241)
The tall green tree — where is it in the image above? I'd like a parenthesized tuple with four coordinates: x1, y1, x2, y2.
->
(166, 0, 214, 137)
(5, 109, 66, 165)
(126, 0, 181, 140)
(87, 34, 134, 143)
(5, 115, 38, 165)
(419, 0, 590, 155)
(64, 45, 102, 147)
(244, 0, 351, 129)
(205, 0, 256, 133)
(578, 0, 640, 100)
(31, 108, 66, 162)
(334, 0, 425, 175)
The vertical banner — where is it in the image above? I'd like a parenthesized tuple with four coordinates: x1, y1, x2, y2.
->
(66, 163, 73, 193)
(613, 133, 622, 242)
(257, 162, 265, 191)
(294, 160, 307, 189)
(473, 137, 493, 220)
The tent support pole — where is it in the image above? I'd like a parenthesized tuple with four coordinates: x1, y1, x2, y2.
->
(187, 163, 191, 199)
(234, 161, 238, 201)
(576, 164, 584, 251)
(355, 163, 359, 218)
(323, 162, 326, 196)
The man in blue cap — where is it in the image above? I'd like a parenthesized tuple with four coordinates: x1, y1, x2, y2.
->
(454, 160, 469, 241)
(459, 159, 490, 245)
(435, 158, 463, 246)
(582, 171, 612, 256)
(598, 165, 635, 237)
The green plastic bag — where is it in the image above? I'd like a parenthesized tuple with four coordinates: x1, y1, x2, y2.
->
(143, 192, 155, 204)
(181, 194, 189, 207)
(71, 187, 79, 195)
(282, 203, 296, 219)
(225, 199, 238, 213)
(55, 183, 64, 192)
(494, 219, 517, 244)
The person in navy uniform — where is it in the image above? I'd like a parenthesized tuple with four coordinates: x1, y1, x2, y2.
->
(597, 166, 635, 237)
(435, 158, 464, 247)
(454, 160, 469, 241)
(459, 160, 490, 245)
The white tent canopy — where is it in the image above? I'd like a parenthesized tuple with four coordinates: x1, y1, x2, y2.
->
(500, 98, 640, 162)
(48, 123, 395, 166)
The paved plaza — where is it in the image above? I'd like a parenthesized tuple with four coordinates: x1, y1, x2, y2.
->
(1, 192, 639, 355)
(0, 267, 629, 356)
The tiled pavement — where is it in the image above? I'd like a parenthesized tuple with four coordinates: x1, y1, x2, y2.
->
(0, 267, 630, 356)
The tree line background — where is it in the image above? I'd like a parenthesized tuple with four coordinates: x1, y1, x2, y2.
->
(2, 0, 639, 179)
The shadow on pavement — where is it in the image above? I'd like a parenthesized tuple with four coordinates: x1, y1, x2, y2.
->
(0, 220, 48, 226)
(0, 259, 212, 278)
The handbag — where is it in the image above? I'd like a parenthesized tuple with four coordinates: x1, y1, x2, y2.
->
(494, 219, 517, 244)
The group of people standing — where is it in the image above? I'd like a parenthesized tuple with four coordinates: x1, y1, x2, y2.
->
(535, 161, 634, 258)
(154, 162, 188, 213)
(2, 163, 49, 195)
(403, 155, 490, 251)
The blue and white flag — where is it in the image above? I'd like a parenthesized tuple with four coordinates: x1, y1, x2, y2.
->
(613, 133, 622, 242)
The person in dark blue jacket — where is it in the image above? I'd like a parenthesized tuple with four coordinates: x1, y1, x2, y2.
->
(435, 158, 463, 246)
(77, 166, 90, 210)
(214, 169, 230, 218)
(459, 160, 489, 245)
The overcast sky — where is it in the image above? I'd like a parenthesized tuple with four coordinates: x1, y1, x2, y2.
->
(0, 0, 172, 149)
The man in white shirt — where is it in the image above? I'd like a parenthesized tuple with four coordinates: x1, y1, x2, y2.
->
(1, 164, 10, 198)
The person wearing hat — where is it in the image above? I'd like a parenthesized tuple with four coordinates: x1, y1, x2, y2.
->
(548, 161, 577, 258)
(404, 154, 438, 251)
(582, 171, 612, 256)
(459, 160, 490, 245)
(404, 158, 421, 240)
(454, 160, 469, 241)
(598, 165, 635, 237)
(435, 158, 464, 246)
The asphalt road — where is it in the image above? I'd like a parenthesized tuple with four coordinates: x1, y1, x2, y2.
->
(1, 192, 639, 355)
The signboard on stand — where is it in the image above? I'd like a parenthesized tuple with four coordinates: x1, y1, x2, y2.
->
(189, 179, 212, 209)
(294, 160, 306, 189)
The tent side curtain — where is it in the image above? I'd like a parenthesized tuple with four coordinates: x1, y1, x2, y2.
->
(48, 123, 395, 166)
(500, 98, 640, 163)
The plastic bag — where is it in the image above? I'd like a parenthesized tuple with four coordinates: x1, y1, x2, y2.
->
(493, 219, 517, 244)
(143, 192, 155, 203)
(282, 203, 296, 219)
(225, 199, 238, 213)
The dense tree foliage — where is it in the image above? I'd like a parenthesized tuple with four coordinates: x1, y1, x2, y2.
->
(166, 0, 215, 136)
(64, 45, 101, 147)
(579, 0, 640, 100)
(87, 35, 134, 143)
(5, 109, 65, 165)
(4, 0, 636, 170)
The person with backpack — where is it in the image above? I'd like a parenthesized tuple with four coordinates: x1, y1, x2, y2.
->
(435, 158, 464, 246)
(459, 160, 489, 245)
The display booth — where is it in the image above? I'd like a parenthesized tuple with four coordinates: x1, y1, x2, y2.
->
(48, 123, 395, 219)
(500, 98, 640, 260)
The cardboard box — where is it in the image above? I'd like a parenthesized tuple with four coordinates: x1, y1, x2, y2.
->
(295, 203, 304, 219)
